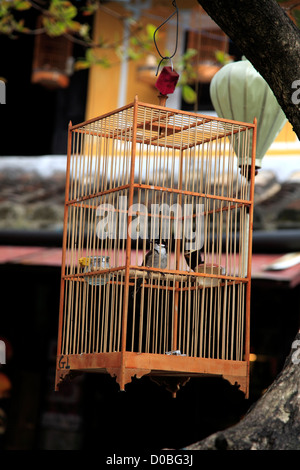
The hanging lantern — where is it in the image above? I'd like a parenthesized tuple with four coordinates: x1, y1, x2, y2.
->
(31, 18, 73, 89)
(210, 57, 287, 168)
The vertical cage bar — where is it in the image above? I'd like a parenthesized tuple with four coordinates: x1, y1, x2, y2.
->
(244, 119, 257, 371)
(121, 99, 138, 355)
(173, 146, 184, 352)
(56, 122, 73, 375)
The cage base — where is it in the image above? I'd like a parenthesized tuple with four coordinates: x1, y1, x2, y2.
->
(55, 351, 249, 397)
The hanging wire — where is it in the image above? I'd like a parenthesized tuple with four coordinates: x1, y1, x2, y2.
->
(153, 0, 179, 75)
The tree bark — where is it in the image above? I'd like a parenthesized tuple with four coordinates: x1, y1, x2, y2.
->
(185, 332, 300, 450)
(186, 0, 300, 450)
(197, 0, 300, 139)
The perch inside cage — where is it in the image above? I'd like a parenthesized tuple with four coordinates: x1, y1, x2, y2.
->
(56, 97, 256, 397)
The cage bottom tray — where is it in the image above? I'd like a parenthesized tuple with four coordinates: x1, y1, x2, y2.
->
(55, 351, 249, 397)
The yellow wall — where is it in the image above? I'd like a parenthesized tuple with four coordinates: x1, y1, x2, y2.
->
(85, 4, 124, 119)
(264, 121, 299, 159)
(85, 3, 169, 120)
(274, 121, 297, 144)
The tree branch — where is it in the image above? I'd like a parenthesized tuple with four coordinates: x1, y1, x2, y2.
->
(186, 331, 300, 450)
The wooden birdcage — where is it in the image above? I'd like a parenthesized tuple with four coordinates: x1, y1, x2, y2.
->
(187, 7, 230, 83)
(31, 17, 73, 89)
(55, 97, 256, 397)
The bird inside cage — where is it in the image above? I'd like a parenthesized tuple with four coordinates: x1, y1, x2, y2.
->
(132, 239, 168, 298)
(184, 248, 204, 271)
(127, 238, 170, 353)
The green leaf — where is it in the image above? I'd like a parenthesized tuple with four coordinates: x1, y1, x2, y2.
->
(182, 84, 197, 104)
(43, 17, 67, 36)
(215, 50, 225, 63)
(69, 20, 82, 32)
(14, 1, 31, 11)
(146, 23, 156, 40)
(215, 50, 233, 65)
(63, 5, 77, 21)
(127, 47, 142, 61)
(182, 48, 197, 60)
(74, 60, 90, 71)
(0, 2, 11, 18)
(86, 48, 96, 62)
(130, 36, 139, 46)
(75, 53, 111, 70)
(48, 0, 77, 22)
(81, 2, 99, 16)
(96, 57, 110, 68)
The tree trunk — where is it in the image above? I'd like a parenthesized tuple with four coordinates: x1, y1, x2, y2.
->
(197, 0, 300, 139)
(188, 0, 300, 450)
(185, 332, 300, 450)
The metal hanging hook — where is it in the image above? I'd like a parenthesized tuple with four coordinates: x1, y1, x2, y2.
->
(153, 0, 178, 76)
(155, 56, 174, 76)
